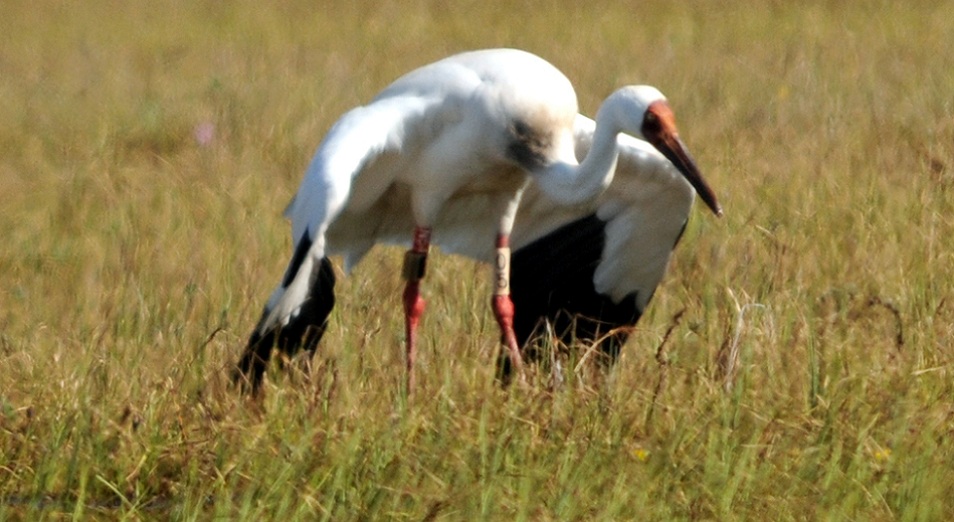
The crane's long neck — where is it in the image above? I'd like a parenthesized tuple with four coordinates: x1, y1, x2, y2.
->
(533, 98, 623, 206)
(577, 102, 624, 194)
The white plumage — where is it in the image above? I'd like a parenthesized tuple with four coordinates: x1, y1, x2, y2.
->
(234, 48, 721, 391)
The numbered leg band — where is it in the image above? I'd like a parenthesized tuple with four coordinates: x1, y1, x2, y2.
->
(494, 246, 511, 296)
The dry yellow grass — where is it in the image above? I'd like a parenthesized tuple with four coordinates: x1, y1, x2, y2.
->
(2, 0, 953, 518)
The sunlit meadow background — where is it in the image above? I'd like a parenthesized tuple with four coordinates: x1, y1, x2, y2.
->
(2, 1, 953, 519)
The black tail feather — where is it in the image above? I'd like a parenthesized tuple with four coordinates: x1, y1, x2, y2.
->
(235, 256, 337, 392)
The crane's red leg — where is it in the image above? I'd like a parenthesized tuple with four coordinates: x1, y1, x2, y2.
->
(402, 226, 431, 392)
(492, 234, 526, 383)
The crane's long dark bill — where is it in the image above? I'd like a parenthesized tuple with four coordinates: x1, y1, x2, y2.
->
(658, 135, 723, 217)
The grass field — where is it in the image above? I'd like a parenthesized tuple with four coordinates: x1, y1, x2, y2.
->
(2, 0, 954, 519)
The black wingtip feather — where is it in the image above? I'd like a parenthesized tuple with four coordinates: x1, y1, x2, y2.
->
(508, 214, 643, 370)
(234, 256, 337, 392)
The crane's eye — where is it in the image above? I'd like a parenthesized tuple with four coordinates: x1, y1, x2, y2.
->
(643, 111, 661, 132)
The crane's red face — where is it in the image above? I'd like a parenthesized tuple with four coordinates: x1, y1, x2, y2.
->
(642, 101, 723, 217)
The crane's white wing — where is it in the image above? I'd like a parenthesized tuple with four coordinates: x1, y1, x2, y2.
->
(247, 55, 517, 365)
(256, 93, 451, 337)
(285, 94, 438, 252)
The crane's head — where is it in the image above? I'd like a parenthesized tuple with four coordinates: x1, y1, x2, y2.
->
(612, 86, 723, 217)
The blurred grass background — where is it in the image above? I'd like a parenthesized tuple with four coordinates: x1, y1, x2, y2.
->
(2, 0, 954, 518)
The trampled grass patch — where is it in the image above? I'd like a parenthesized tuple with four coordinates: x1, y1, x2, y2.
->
(2, 1, 953, 519)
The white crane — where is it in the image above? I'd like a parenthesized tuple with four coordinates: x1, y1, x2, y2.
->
(234, 48, 721, 391)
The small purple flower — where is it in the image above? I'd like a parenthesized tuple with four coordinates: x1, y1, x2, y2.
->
(194, 122, 215, 146)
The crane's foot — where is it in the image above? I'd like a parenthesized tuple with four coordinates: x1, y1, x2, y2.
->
(493, 293, 527, 386)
